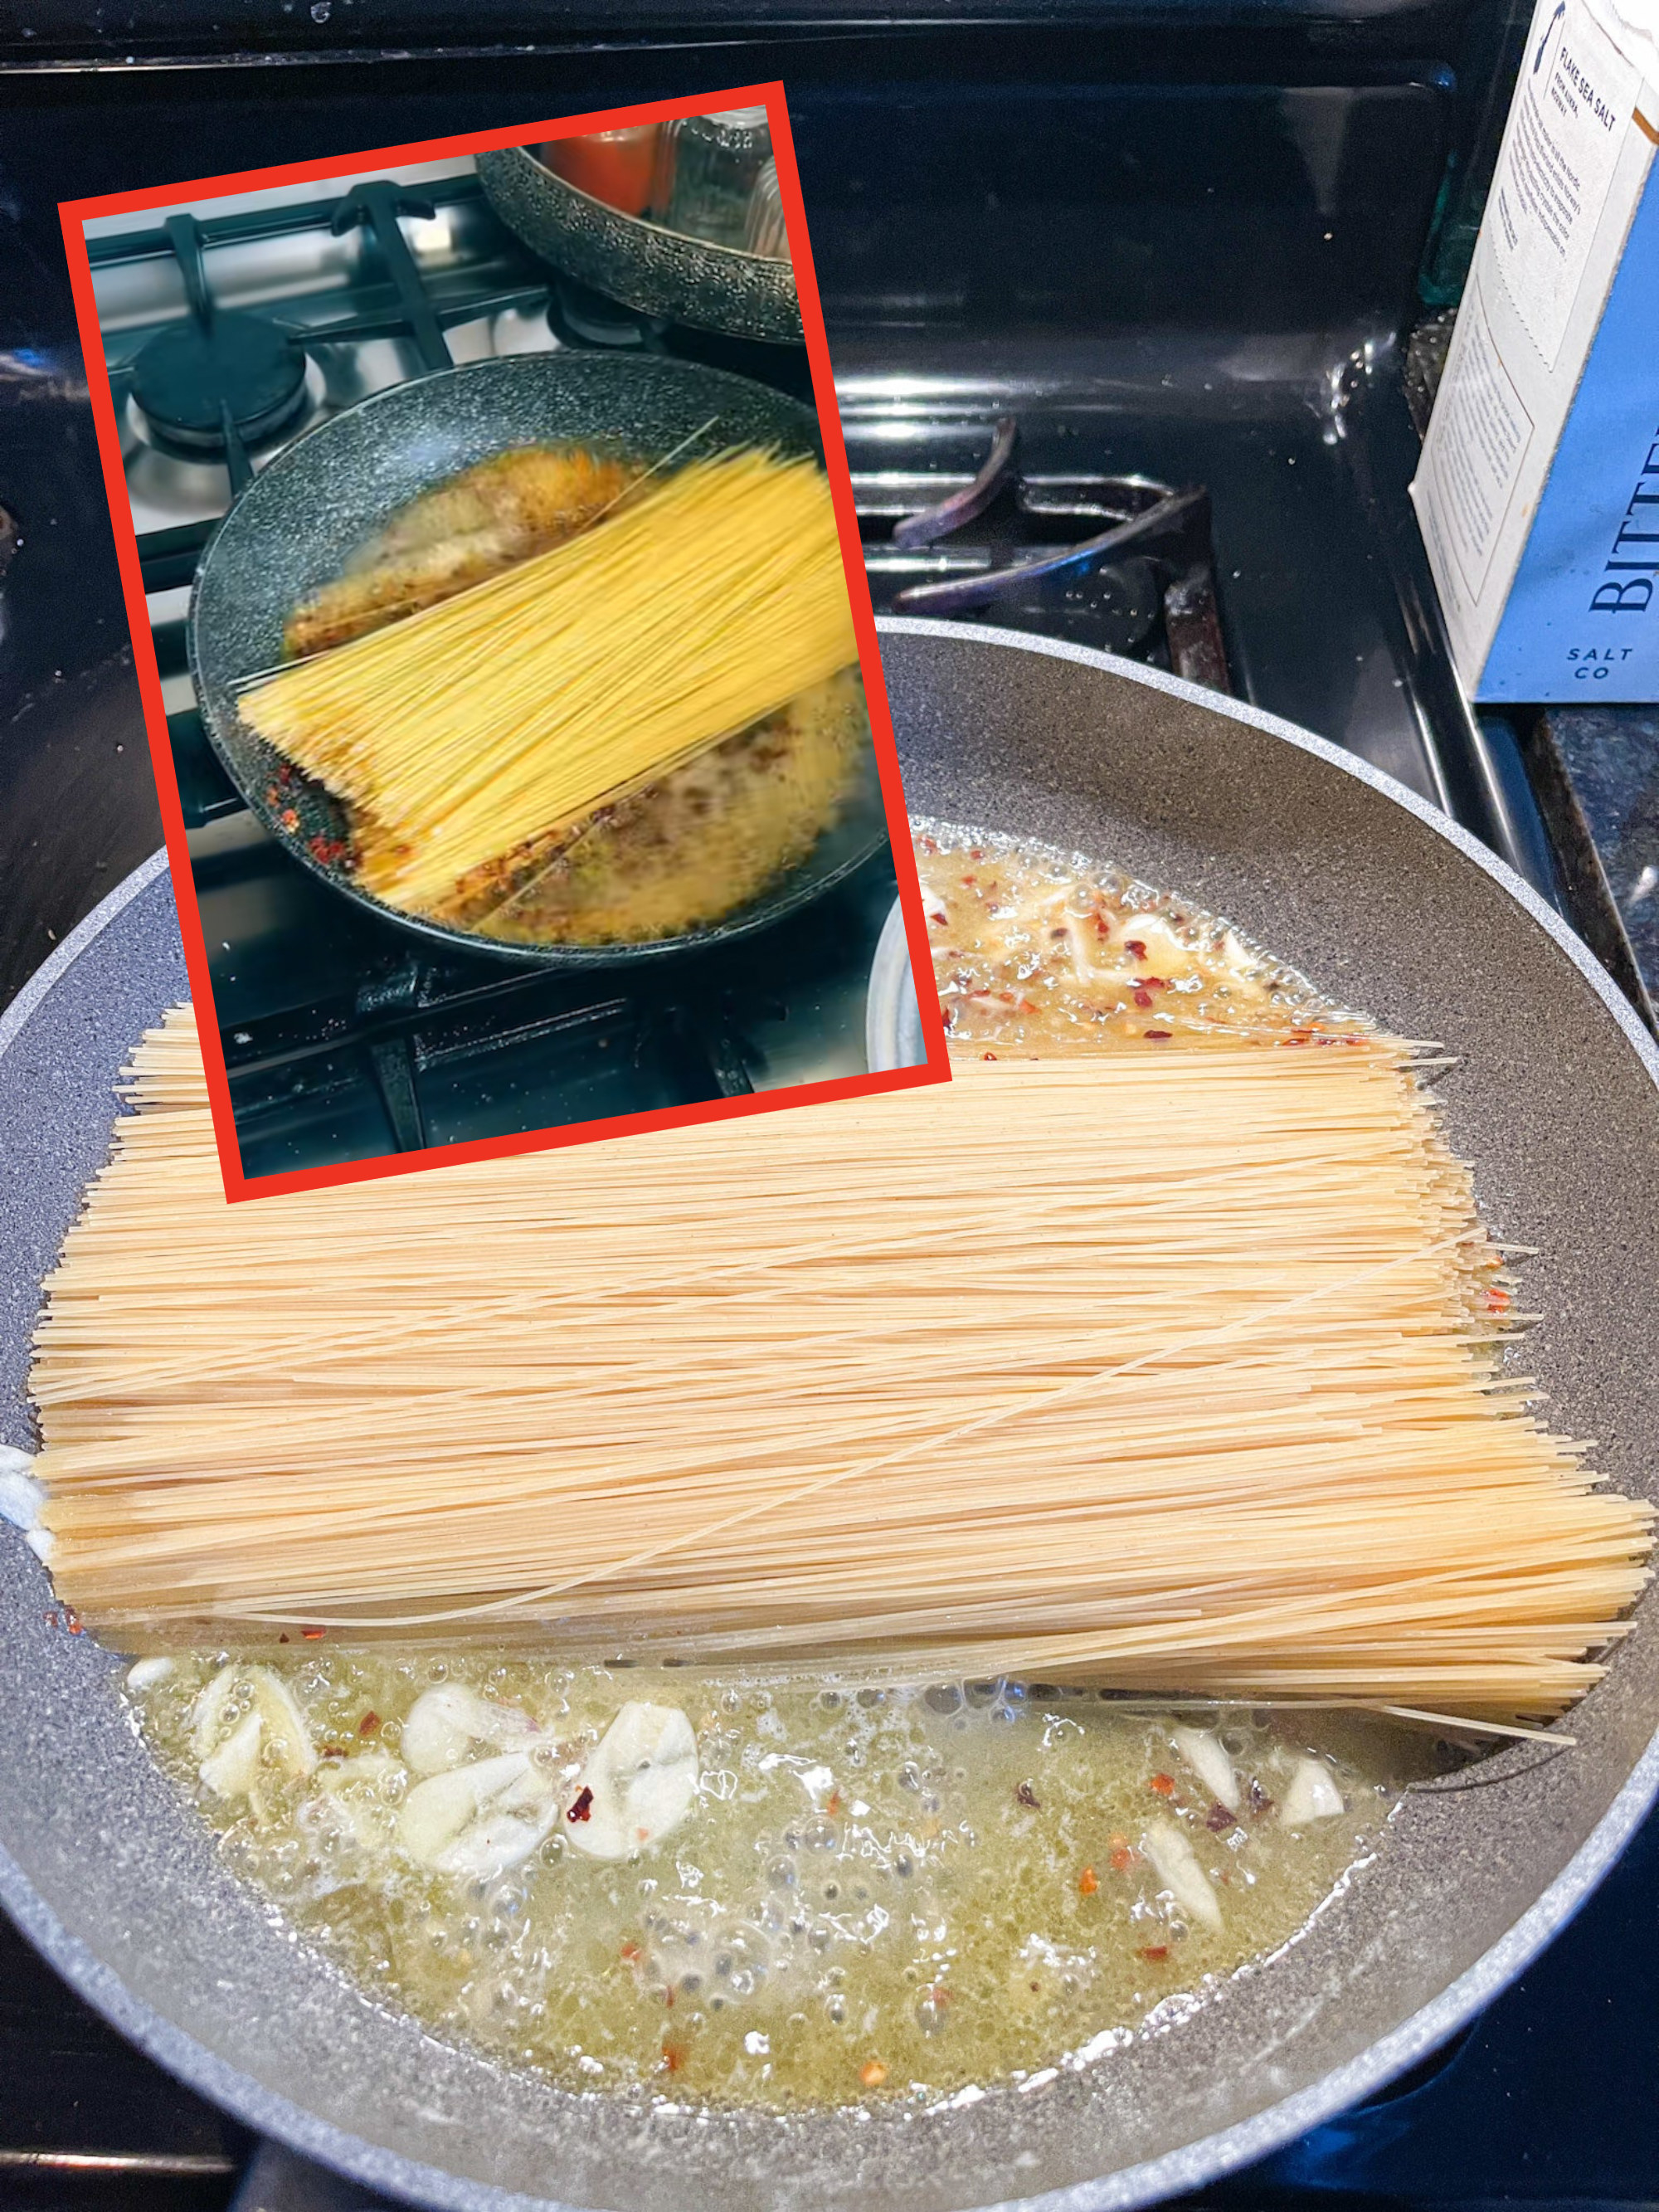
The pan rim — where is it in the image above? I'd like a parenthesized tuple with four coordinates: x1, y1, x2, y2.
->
(5, 611, 1659, 2208)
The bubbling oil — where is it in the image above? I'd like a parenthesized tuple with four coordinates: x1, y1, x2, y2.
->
(914, 818, 1356, 1054)
(130, 1654, 1422, 2109)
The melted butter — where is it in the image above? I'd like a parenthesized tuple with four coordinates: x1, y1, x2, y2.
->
(131, 1656, 1428, 2109)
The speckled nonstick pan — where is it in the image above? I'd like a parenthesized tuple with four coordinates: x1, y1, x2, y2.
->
(188, 351, 885, 970)
(474, 148, 802, 345)
(5, 619, 1659, 2212)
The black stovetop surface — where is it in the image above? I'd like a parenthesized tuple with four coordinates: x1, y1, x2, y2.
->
(2, 26, 1657, 2212)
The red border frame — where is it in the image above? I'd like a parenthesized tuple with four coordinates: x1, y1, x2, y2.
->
(58, 81, 948, 1206)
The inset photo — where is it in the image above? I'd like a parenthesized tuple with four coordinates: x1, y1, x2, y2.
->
(60, 87, 940, 1202)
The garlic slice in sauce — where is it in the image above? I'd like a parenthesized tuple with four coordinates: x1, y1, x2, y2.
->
(1279, 1756, 1345, 1825)
(315, 1752, 403, 1852)
(1141, 1816, 1223, 1931)
(401, 1683, 542, 1775)
(192, 1664, 316, 1805)
(1169, 1726, 1240, 1813)
(566, 1702, 698, 1862)
(200, 1710, 265, 1800)
(397, 1751, 558, 1879)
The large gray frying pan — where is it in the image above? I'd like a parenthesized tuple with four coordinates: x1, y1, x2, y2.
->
(189, 351, 885, 970)
(4, 617, 1659, 2212)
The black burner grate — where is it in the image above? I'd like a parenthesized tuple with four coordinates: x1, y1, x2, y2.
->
(857, 417, 1230, 689)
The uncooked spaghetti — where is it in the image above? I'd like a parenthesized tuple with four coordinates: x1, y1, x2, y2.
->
(237, 450, 858, 916)
(29, 1007, 1650, 1720)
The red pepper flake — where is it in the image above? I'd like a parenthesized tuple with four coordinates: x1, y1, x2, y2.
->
(917, 835, 939, 854)
(620, 1942, 643, 1965)
(982, 1052, 998, 1061)
(961, 875, 977, 887)
(927, 1984, 952, 2007)
(827, 1791, 843, 1815)
(308, 833, 349, 867)
(278, 1633, 290, 1644)
(1109, 1844, 1136, 1873)
(302, 1626, 325, 1640)
(969, 848, 984, 860)
(567, 1786, 595, 1824)
(1205, 1801, 1237, 1832)
(664, 1987, 675, 2009)
(358, 1711, 380, 1736)
(1149, 1772, 1176, 1795)
(1134, 988, 1154, 1009)
(661, 2042, 684, 2074)
(1141, 977, 1168, 992)
(280, 807, 300, 834)
(42, 1610, 57, 1627)
(265, 785, 281, 807)
(1078, 1865, 1099, 1895)
(1486, 1286, 1512, 1313)
(1093, 917, 1112, 938)
(1016, 1781, 1041, 1809)
(860, 2059, 888, 2088)
(1145, 1030, 1173, 1041)
(1125, 939, 1147, 958)
(1139, 1945, 1170, 1962)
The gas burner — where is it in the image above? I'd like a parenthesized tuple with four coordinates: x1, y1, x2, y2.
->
(858, 417, 1232, 693)
(129, 212, 309, 458)
(548, 270, 667, 350)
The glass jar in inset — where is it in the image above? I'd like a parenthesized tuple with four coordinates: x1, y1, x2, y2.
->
(653, 108, 772, 249)
(744, 158, 790, 261)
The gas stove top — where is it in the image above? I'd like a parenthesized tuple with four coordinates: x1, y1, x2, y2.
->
(4, 35, 1659, 2212)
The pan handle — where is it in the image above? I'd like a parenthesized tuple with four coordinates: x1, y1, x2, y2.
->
(229, 2140, 392, 2212)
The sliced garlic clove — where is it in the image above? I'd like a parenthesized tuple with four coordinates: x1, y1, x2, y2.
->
(1141, 1816, 1223, 1932)
(191, 1665, 241, 1760)
(192, 1663, 314, 1795)
(315, 1752, 403, 1850)
(397, 1751, 557, 1880)
(126, 1656, 177, 1693)
(1170, 1725, 1240, 1812)
(401, 1683, 542, 1776)
(567, 1701, 698, 1863)
(435, 1803, 559, 1883)
(1279, 1756, 1345, 1825)
(201, 1709, 264, 1799)
(250, 1668, 317, 1779)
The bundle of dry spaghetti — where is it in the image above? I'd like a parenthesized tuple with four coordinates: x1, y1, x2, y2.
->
(28, 1008, 1652, 1721)
(236, 451, 857, 915)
